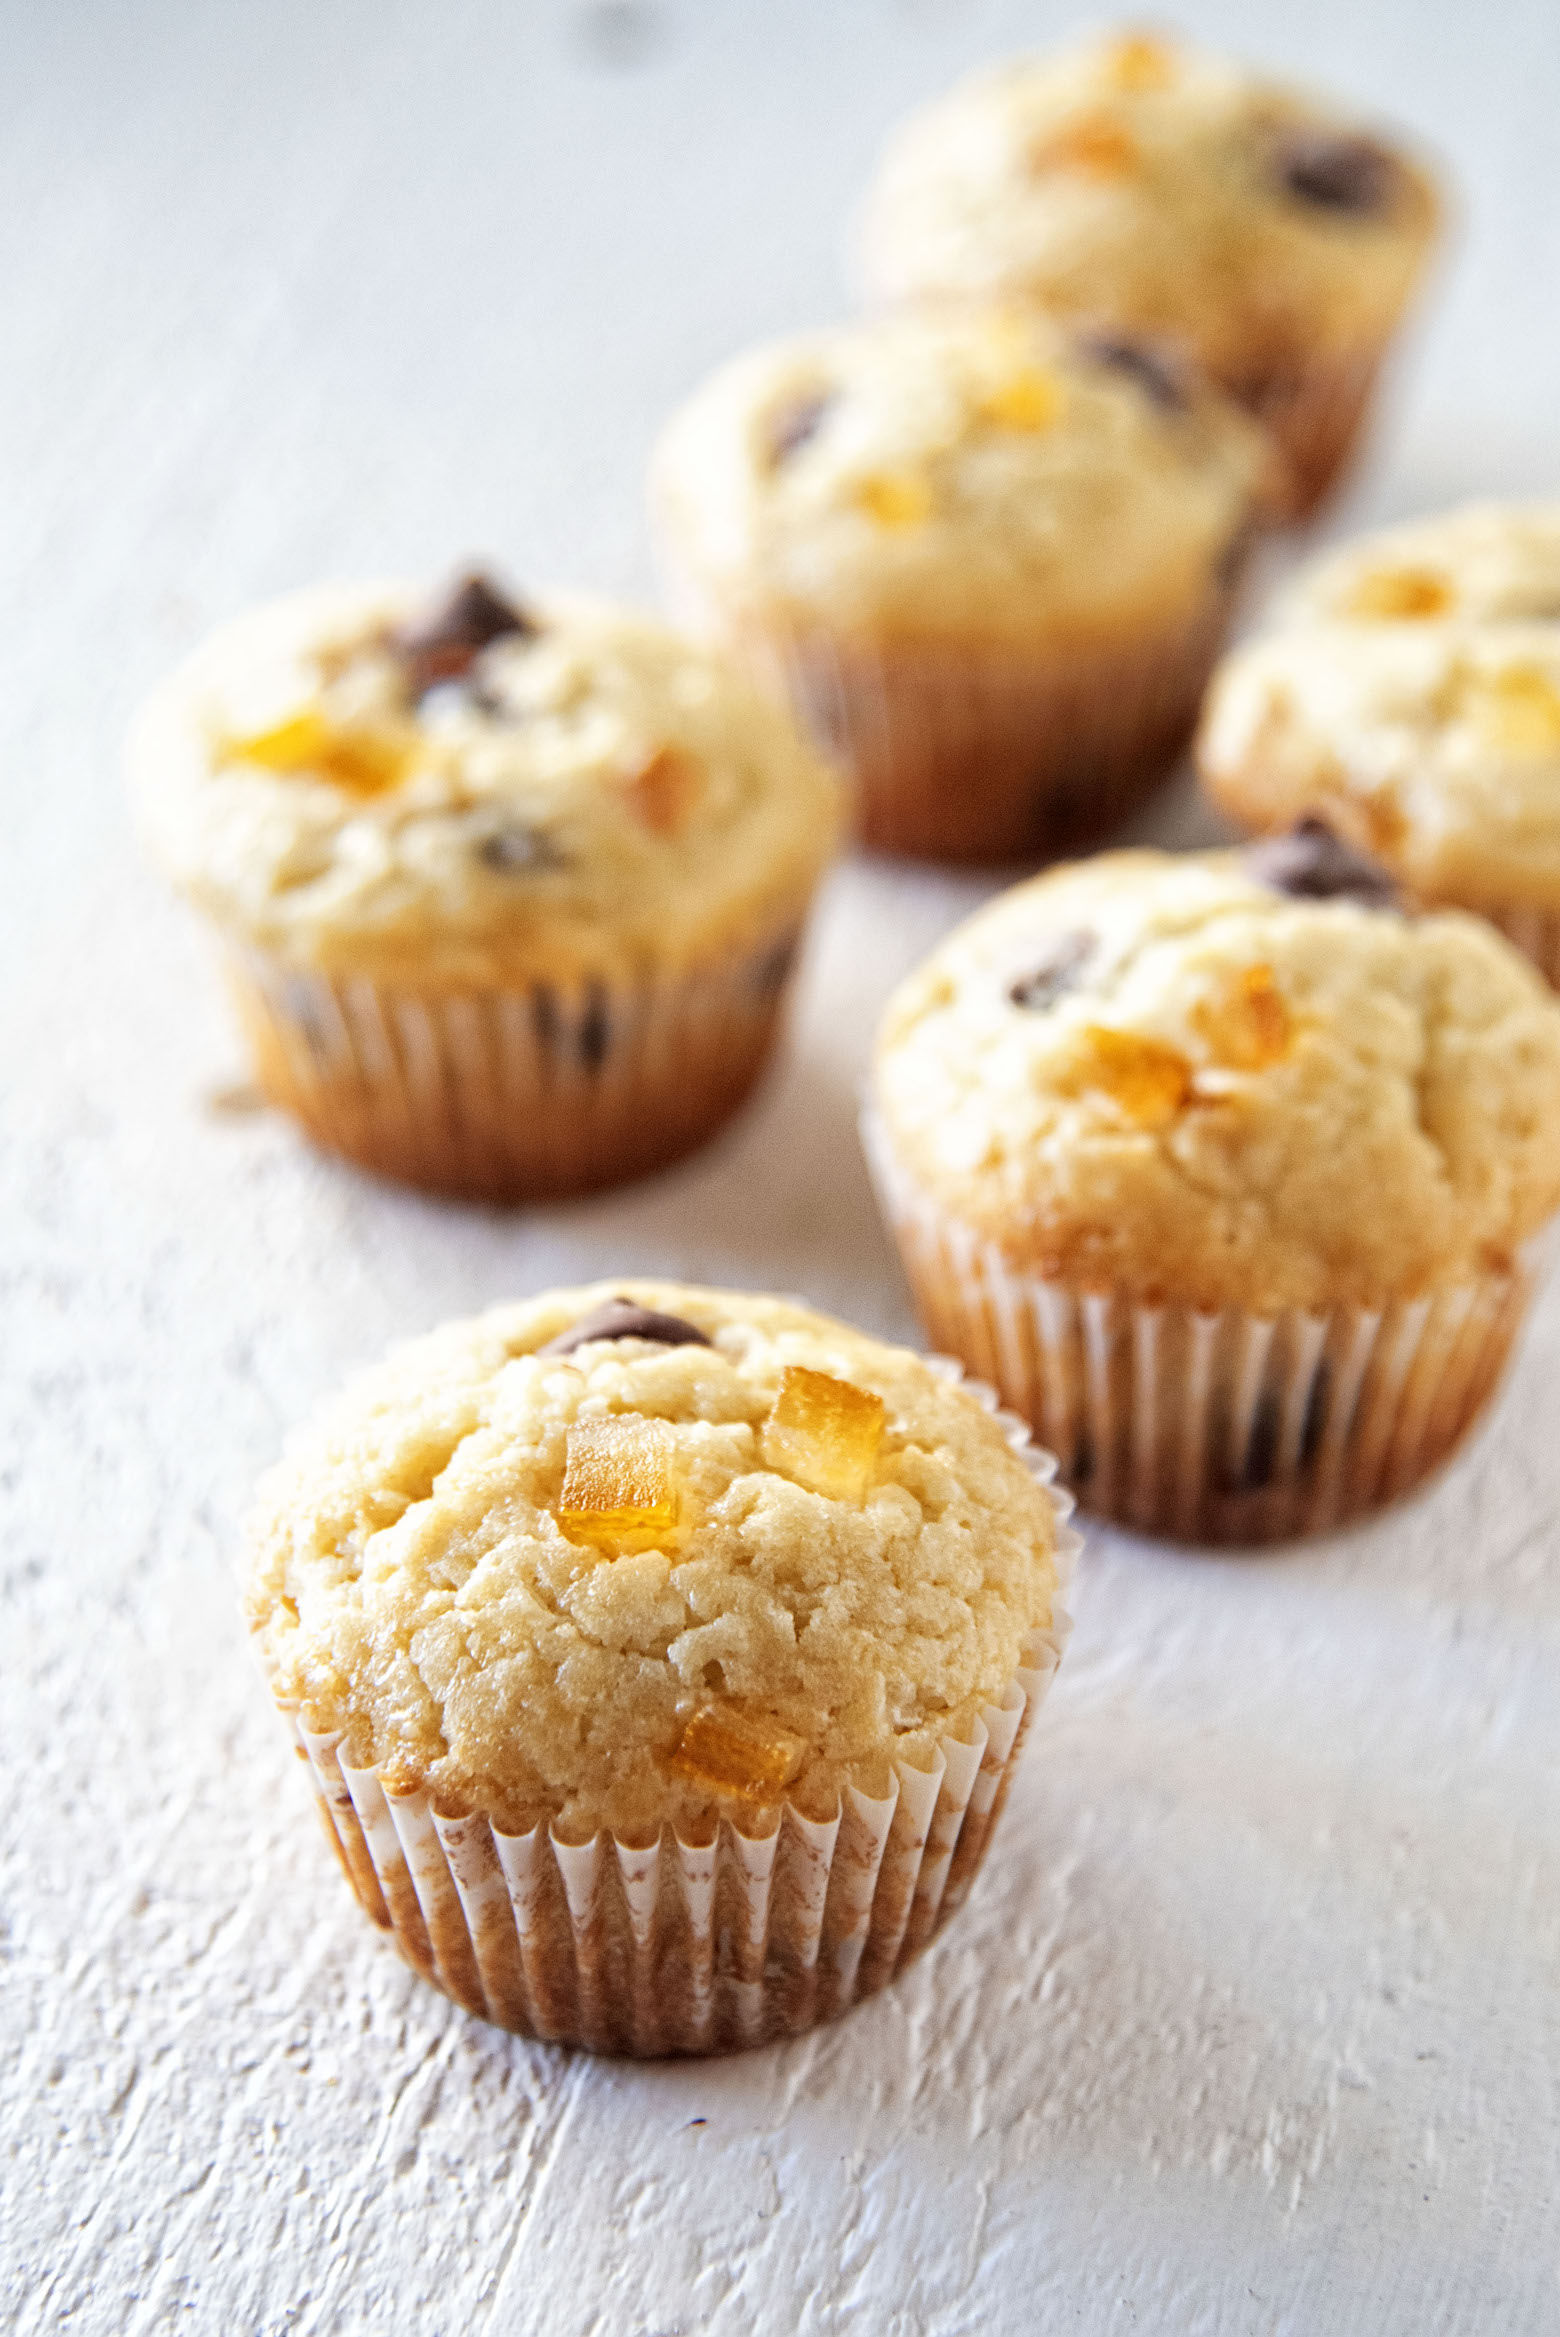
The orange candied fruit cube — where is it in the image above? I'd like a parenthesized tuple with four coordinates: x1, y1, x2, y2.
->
(977, 367, 1066, 433)
(1028, 110, 1140, 178)
(668, 1706, 808, 1802)
(1197, 963, 1293, 1071)
(854, 470, 934, 528)
(225, 706, 410, 794)
(762, 1365, 886, 1503)
(1348, 567, 1454, 621)
(557, 1415, 681, 1553)
(1476, 665, 1560, 755)
(625, 744, 700, 834)
(1102, 32, 1179, 93)
(1075, 1025, 1191, 1127)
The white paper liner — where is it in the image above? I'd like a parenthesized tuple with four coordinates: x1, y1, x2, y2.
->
(863, 1107, 1541, 1544)
(223, 921, 804, 1201)
(278, 1378, 1078, 2057)
(660, 556, 1250, 865)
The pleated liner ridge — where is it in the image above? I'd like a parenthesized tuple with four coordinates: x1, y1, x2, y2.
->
(659, 556, 1251, 865)
(281, 1378, 1080, 2056)
(223, 921, 803, 1202)
(863, 1108, 1540, 1545)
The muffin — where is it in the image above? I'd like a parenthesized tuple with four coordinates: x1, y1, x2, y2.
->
(651, 306, 1271, 862)
(245, 1281, 1077, 2054)
(866, 842, 1560, 1543)
(1200, 503, 1560, 986)
(130, 573, 841, 1199)
(856, 28, 1442, 517)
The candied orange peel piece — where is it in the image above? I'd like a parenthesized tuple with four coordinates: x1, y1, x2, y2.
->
(1075, 1026, 1191, 1127)
(225, 706, 411, 794)
(1028, 110, 1139, 178)
(1102, 32, 1179, 92)
(854, 470, 933, 528)
(625, 745, 701, 834)
(1348, 567, 1453, 621)
(1476, 665, 1560, 755)
(668, 1706, 808, 1802)
(557, 1416, 681, 1553)
(1196, 963, 1293, 1071)
(978, 367, 1066, 433)
(763, 1365, 886, 1503)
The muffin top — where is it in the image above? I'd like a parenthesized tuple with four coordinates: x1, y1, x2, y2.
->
(1199, 505, 1560, 910)
(652, 306, 1270, 646)
(871, 847, 1560, 1314)
(130, 575, 841, 985)
(857, 29, 1440, 381)
(244, 1282, 1068, 1840)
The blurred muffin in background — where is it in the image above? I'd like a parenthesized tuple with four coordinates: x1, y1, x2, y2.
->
(1200, 504, 1560, 986)
(856, 27, 1442, 517)
(866, 842, 1560, 1543)
(651, 306, 1271, 864)
(130, 573, 841, 1200)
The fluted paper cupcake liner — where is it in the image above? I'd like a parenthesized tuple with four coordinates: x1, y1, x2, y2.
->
(1239, 345, 1384, 522)
(662, 560, 1250, 865)
(222, 924, 804, 1202)
(864, 1110, 1539, 1544)
(276, 1374, 1079, 2057)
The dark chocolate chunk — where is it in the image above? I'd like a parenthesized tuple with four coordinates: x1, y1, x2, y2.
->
(394, 572, 537, 696)
(767, 389, 834, 467)
(476, 825, 565, 875)
(1242, 818, 1399, 909)
(537, 1296, 714, 1356)
(1083, 334, 1187, 412)
(1277, 133, 1398, 215)
(1008, 928, 1098, 1012)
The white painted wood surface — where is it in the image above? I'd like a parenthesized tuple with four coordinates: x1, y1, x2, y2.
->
(4, 4, 1559, 2330)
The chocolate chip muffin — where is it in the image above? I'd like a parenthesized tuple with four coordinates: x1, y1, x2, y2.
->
(130, 574, 841, 1199)
(866, 839, 1560, 1542)
(247, 1281, 1076, 2053)
(856, 28, 1442, 516)
(652, 305, 1270, 862)
(1200, 503, 1560, 986)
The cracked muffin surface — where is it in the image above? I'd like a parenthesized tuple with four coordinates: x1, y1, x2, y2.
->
(871, 849, 1560, 1314)
(857, 28, 1440, 383)
(244, 1283, 1063, 1839)
(651, 304, 1269, 648)
(130, 578, 841, 986)
(1200, 504, 1560, 913)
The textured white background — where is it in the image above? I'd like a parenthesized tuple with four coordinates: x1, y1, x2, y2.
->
(4, 3, 1559, 2331)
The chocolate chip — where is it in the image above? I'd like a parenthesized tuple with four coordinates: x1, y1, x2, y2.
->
(1083, 334, 1186, 412)
(537, 1297, 714, 1356)
(476, 825, 564, 875)
(767, 390, 833, 467)
(1243, 819, 1399, 908)
(1008, 929, 1098, 1012)
(1277, 133, 1398, 215)
(393, 573, 537, 696)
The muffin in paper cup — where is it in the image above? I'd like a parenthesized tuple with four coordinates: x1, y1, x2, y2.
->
(244, 1283, 1079, 2054)
(854, 28, 1442, 519)
(130, 573, 841, 1200)
(651, 306, 1271, 865)
(866, 842, 1560, 1544)
(1199, 503, 1560, 994)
